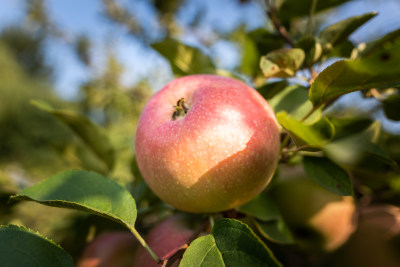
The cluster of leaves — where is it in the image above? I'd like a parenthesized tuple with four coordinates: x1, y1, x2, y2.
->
(1, 0, 400, 266)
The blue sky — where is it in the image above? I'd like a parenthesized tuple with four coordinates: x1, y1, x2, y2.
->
(1, 0, 399, 101)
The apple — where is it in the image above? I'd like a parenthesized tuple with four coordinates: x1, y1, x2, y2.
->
(332, 205, 400, 266)
(77, 232, 138, 267)
(270, 167, 356, 251)
(135, 74, 280, 213)
(131, 214, 200, 267)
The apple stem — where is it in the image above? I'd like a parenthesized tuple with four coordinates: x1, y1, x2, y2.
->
(172, 98, 188, 120)
(128, 226, 161, 264)
(209, 215, 215, 229)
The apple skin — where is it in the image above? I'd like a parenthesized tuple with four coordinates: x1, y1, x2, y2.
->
(131, 214, 198, 267)
(270, 168, 356, 251)
(135, 74, 280, 213)
(77, 232, 138, 267)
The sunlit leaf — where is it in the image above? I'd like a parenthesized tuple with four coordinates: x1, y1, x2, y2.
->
(31, 100, 115, 170)
(0, 225, 74, 267)
(241, 36, 260, 77)
(303, 156, 353, 196)
(260, 48, 305, 78)
(320, 12, 377, 50)
(180, 235, 224, 267)
(152, 38, 216, 76)
(11, 170, 137, 230)
(309, 42, 400, 107)
(277, 111, 325, 148)
(181, 219, 281, 267)
(269, 85, 321, 123)
(278, 0, 352, 21)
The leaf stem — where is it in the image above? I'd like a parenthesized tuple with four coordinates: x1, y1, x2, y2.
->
(129, 226, 161, 264)
(305, 0, 319, 36)
(301, 104, 320, 122)
(280, 133, 291, 150)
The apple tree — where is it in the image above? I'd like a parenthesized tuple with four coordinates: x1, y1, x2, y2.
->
(1, 0, 400, 266)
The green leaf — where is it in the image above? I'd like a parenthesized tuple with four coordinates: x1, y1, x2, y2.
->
(151, 38, 216, 76)
(0, 225, 74, 267)
(323, 121, 382, 167)
(327, 40, 355, 58)
(276, 111, 325, 148)
(11, 170, 137, 230)
(269, 85, 321, 123)
(31, 100, 115, 170)
(363, 142, 398, 170)
(320, 12, 377, 50)
(303, 156, 353, 196)
(382, 94, 400, 121)
(237, 194, 295, 244)
(180, 235, 225, 267)
(253, 219, 295, 244)
(278, 0, 352, 21)
(309, 42, 400, 106)
(247, 29, 285, 56)
(295, 36, 323, 66)
(360, 29, 400, 57)
(181, 219, 281, 267)
(241, 36, 260, 77)
(237, 193, 280, 222)
(260, 48, 305, 78)
(257, 80, 288, 100)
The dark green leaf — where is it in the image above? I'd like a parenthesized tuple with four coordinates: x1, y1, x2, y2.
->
(303, 156, 353, 196)
(151, 38, 216, 76)
(254, 219, 295, 244)
(248, 29, 285, 55)
(360, 29, 400, 57)
(363, 142, 398, 169)
(0, 225, 74, 267)
(11, 170, 137, 230)
(181, 219, 281, 267)
(309, 42, 400, 106)
(327, 40, 355, 58)
(295, 36, 323, 66)
(260, 48, 305, 78)
(257, 80, 288, 100)
(323, 121, 381, 166)
(31, 100, 115, 170)
(237, 193, 280, 222)
(382, 94, 400, 121)
(278, 0, 352, 21)
(320, 12, 377, 50)
(329, 118, 373, 141)
(237, 194, 295, 244)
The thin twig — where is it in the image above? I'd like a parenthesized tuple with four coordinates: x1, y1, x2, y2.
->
(264, 1, 294, 47)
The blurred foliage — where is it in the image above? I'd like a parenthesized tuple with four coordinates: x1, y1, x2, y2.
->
(1, 0, 400, 266)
